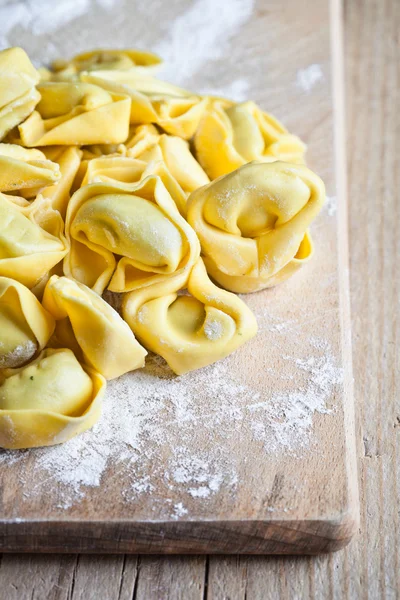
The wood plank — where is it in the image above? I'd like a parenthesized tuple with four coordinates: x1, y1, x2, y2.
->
(0, 0, 357, 555)
(133, 556, 205, 600)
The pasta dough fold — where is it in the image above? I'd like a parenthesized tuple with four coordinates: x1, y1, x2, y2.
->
(123, 258, 257, 375)
(126, 124, 209, 196)
(0, 144, 60, 197)
(0, 193, 68, 289)
(81, 71, 207, 139)
(0, 277, 55, 368)
(79, 155, 187, 215)
(18, 82, 130, 146)
(0, 348, 105, 449)
(0, 47, 41, 140)
(186, 161, 325, 293)
(194, 100, 306, 179)
(65, 174, 200, 294)
(42, 275, 147, 379)
(40, 146, 83, 217)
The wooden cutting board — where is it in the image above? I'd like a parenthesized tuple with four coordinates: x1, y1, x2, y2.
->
(0, 0, 358, 554)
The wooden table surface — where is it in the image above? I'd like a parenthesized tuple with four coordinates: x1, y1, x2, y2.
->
(0, 0, 398, 597)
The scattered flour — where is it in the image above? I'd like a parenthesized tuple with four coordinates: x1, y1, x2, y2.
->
(325, 195, 338, 216)
(0, 0, 121, 50)
(154, 0, 255, 86)
(296, 64, 324, 93)
(0, 340, 37, 368)
(0, 324, 343, 513)
(203, 318, 224, 341)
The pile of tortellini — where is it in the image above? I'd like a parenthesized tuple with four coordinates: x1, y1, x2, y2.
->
(0, 47, 325, 449)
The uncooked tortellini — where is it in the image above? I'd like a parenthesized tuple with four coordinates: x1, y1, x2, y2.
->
(0, 348, 105, 449)
(0, 277, 55, 368)
(126, 124, 209, 196)
(65, 175, 200, 294)
(194, 100, 306, 179)
(50, 48, 162, 80)
(123, 258, 258, 375)
(0, 47, 41, 140)
(82, 71, 207, 139)
(0, 193, 68, 289)
(187, 161, 325, 293)
(18, 81, 130, 146)
(0, 144, 61, 197)
(42, 275, 147, 379)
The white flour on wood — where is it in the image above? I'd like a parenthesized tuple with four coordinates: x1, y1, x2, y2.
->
(0, 301, 343, 515)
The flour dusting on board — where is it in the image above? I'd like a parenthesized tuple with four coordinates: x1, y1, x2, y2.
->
(296, 64, 324, 93)
(0, 312, 342, 513)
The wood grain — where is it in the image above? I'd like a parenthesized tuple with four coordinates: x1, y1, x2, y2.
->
(1, 0, 398, 595)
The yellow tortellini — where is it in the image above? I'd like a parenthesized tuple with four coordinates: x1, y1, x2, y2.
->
(0, 277, 55, 368)
(0, 143, 61, 197)
(0, 47, 41, 140)
(0, 348, 105, 449)
(81, 71, 207, 139)
(42, 275, 147, 379)
(187, 161, 325, 293)
(0, 193, 68, 289)
(64, 174, 200, 294)
(123, 258, 258, 375)
(18, 81, 131, 146)
(126, 124, 209, 195)
(194, 100, 306, 179)
(50, 48, 162, 80)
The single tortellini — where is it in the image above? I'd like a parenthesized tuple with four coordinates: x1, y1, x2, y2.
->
(194, 100, 306, 179)
(186, 161, 325, 293)
(123, 258, 257, 375)
(40, 146, 82, 217)
(81, 71, 207, 139)
(0, 277, 55, 368)
(0, 348, 105, 449)
(18, 81, 131, 146)
(126, 124, 209, 196)
(42, 275, 147, 379)
(0, 47, 41, 140)
(0, 144, 61, 197)
(50, 48, 162, 80)
(64, 174, 200, 294)
(0, 193, 68, 289)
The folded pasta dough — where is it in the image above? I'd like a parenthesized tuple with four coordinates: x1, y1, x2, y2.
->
(0, 47, 41, 140)
(65, 174, 200, 294)
(51, 48, 162, 80)
(80, 155, 187, 215)
(0, 277, 55, 368)
(123, 258, 257, 375)
(186, 161, 325, 293)
(18, 81, 130, 146)
(0, 348, 105, 449)
(42, 275, 147, 379)
(81, 72, 207, 139)
(126, 125, 209, 196)
(40, 147, 82, 217)
(0, 144, 61, 197)
(194, 100, 306, 179)
(0, 193, 68, 289)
